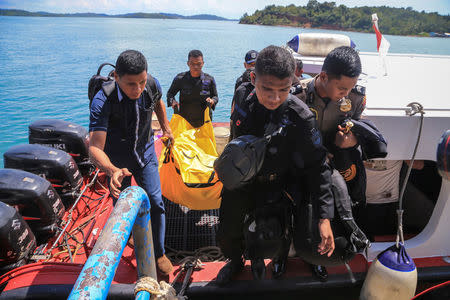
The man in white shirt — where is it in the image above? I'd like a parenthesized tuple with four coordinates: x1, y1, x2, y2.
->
(364, 160, 434, 238)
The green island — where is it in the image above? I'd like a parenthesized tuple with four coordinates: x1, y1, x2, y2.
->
(0, 9, 232, 21)
(240, 0, 450, 36)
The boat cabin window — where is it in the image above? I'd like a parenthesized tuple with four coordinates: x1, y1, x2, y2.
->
(364, 159, 441, 242)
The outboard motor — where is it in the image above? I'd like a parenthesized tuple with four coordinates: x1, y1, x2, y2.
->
(0, 201, 36, 274)
(0, 169, 65, 242)
(4, 144, 83, 207)
(29, 119, 94, 175)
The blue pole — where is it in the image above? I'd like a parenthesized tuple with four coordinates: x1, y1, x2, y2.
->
(68, 186, 155, 300)
(133, 184, 157, 300)
(136, 291, 151, 300)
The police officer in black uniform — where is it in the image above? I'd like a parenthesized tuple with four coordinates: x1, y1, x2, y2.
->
(234, 50, 258, 91)
(216, 45, 335, 285)
(167, 50, 218, 128)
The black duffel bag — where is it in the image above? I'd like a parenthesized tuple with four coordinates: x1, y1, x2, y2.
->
(292, 171, 370, 266)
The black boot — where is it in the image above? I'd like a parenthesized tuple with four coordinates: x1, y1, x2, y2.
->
(216, 258, 244, 286)
(310, 264, 328, 282)
(272, 256, 287, 279)
(251, 258, 266, 280)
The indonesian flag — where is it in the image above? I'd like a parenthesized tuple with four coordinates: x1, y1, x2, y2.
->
(372, 13, 390, 56)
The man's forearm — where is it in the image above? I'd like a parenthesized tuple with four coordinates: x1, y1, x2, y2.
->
(166, 80, 179, 107)
(89, 146, 119, 177)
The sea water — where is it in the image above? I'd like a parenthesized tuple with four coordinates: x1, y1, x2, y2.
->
(0, 16, 449, 164)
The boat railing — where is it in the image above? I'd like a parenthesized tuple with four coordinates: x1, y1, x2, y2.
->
(68, 186, 157, 300)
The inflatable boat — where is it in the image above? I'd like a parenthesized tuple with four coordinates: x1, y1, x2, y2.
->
(1, 34, 450, 299)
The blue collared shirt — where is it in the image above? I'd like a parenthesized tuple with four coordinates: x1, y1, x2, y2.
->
(89, 79, 162, 168)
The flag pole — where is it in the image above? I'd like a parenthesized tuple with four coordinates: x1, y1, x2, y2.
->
(372, 13, 390, 76)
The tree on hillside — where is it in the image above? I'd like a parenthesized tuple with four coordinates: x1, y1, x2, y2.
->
(239, 0, 450, 35)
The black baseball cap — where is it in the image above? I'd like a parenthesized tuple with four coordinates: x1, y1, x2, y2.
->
(245, 50, 258, 64)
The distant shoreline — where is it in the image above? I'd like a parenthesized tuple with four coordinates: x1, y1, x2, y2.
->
(0, 8, 238, 21)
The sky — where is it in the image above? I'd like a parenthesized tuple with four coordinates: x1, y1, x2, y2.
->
(0, 0, 449, 19)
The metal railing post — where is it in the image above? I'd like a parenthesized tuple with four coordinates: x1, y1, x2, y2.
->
(133, 185, 157, 300)
(68, 186, 156, 300)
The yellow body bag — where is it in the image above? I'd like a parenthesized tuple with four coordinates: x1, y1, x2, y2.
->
(159, 108, 222, 210)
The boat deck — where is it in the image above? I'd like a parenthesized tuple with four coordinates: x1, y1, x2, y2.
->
(298, 51, 450, 116)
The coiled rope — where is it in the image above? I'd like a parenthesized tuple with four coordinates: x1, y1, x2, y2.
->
(165, 245, 225, 264)
(134, 277, 184, 300)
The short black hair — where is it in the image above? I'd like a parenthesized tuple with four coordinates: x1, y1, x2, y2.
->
(188, 49, 203, 60)
(322, 46, 361, 79)
(295, 59, 303, 70)
(115, 50, 147, 77)
(255, 45, 295, 79)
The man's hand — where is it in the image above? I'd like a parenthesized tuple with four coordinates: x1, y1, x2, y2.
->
(335, 125, 357, 148)
(110, 168, 132, 198)
(206, 97, 214, 106)
(161, 129, 175, 147)
(171, 100, 180, 111)
(317, 219, 335, 257)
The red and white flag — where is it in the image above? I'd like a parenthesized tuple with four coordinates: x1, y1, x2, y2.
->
(372, 13, 390, 56)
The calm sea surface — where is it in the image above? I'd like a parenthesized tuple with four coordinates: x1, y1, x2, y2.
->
(0, 16, 449, 164)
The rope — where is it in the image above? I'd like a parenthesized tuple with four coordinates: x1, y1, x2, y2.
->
(396, 102, 425, 248)
(165, 245, 225, 264)
(134, 277, 184, 300)
(176, 257, 203, 269)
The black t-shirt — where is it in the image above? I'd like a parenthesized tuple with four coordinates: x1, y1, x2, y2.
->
(234, 68, 253, 91)
(167, 71, 218, 127)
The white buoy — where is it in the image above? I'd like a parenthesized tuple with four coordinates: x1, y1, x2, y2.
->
(360, 244, 417, 300)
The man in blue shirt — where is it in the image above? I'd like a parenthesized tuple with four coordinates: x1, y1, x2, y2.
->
(89, 50, 174, 275)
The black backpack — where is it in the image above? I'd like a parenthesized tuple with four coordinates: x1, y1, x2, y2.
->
(88, 62, 161, 110)
(292, 171, 370, 266)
